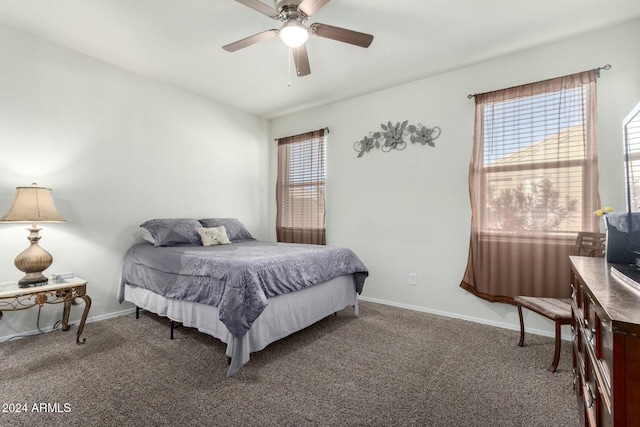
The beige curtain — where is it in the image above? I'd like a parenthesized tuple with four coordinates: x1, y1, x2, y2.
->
(276, 129, 326, 245)
(460, 70, 600, 303)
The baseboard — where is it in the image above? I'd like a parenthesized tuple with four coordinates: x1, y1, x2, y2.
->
(0, 307, 136, 344)
(358, 295, 572, 341)
(2, 297, 571, 344)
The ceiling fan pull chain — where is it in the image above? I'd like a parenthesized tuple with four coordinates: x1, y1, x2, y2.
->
(288, 48, 292, 87)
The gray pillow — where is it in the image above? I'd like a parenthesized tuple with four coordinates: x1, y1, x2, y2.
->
(140, 218, 202, 247)
(198, 218, 255, 242)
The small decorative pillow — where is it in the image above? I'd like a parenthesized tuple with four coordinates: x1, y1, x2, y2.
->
(198, 218, 255, 242)
(198, 226, 231, 246)
(140, 218, 202, 247)
(142, 231, 156, 244)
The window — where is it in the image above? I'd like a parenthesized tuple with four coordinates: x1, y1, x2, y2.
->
(480, 81, 597, 235)
(624, 102, 640, 211)
(276, 129, 326, 245)
(461, 70, 600, 302)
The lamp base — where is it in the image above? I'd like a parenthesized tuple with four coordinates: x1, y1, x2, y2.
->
(14, 227, 53, 288)
(18, 273, 49, 288)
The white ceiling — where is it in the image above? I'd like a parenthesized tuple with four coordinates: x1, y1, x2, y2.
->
(0, 0, 639, 119)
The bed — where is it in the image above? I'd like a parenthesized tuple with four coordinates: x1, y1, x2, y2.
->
(117, 218, 368, 376)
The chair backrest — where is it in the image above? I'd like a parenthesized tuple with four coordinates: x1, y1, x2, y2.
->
(573, 232, 606, 257)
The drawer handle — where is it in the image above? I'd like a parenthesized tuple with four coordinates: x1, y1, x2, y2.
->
(588, 327, 596, 343)
(572, 368, 578, 386)
(571, 284, 577, 300)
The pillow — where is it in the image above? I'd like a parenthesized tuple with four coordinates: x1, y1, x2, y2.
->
(142, 231, 155, 244)
(197, 226, 231, 246)
(198, 218, 255, 242)
(140, 218, 202, 247)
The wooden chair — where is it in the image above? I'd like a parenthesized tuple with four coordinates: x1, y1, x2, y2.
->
(514, 231, 605, 372)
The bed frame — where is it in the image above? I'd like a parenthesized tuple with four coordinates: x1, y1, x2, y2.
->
(121, 274, 359, 376)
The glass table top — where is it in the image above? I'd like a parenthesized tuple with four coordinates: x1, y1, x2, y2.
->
(0, 277, 86, 298)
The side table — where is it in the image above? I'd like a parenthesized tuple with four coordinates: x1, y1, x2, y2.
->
(0, 277, 91, 344)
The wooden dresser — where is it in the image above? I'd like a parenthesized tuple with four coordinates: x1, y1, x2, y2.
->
(570, 256, 640, 427)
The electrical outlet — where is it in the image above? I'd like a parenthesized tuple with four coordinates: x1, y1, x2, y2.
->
(409, 273, 417, 286)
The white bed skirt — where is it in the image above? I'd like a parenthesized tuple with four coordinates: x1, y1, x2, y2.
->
(122, 274, 359, 376)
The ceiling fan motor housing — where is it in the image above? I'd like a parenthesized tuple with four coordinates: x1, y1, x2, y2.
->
(275, 0, 307, 19)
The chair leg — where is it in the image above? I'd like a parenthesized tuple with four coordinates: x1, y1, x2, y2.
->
(517, 304, 525, 347)
(548, 320, 562, 373)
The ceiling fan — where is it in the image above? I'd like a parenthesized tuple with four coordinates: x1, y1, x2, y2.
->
(222, 0, 374, 77)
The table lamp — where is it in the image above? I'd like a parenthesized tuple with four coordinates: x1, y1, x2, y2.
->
(0, 183, 66, 287)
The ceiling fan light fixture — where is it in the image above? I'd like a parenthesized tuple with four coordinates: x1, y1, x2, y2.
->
(279, 20, 309, 48)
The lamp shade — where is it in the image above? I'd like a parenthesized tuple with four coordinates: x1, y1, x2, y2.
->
(279, 20, 309, 48)
(0, 184, 65, 223)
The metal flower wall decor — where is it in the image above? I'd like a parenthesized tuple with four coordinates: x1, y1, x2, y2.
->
(354, 121, 441, 158)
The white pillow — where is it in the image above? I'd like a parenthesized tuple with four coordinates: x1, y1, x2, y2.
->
(142, 231, 156, 244)
(197, 226, 231, 246)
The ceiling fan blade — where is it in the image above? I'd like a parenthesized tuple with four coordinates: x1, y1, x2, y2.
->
(298, 0, 331, 17)
(311, 23, 373, 48)
(292, 45, 311, 76)
(222, 29, 279, 52)
(235, 0, 280, 19)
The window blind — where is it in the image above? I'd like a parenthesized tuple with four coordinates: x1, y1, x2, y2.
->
(276, 129, 326, 245)
(478, 77, 597, 234)
(625, 103, 640, 211)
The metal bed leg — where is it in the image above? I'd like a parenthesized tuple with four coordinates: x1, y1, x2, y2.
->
(170, 320, 183, 340)
(134, 306, 185, 341)
(135, 306, 183, 340)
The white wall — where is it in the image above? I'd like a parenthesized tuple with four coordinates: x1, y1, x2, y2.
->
(270, 19, 640, 336)
(2, 18, 638, 343)
(0, 24, 270, 339)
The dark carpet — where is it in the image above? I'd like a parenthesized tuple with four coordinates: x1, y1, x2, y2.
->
(0, 301, 578, 426)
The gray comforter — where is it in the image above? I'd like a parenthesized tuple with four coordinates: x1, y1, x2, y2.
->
(119, 240, 368, 338)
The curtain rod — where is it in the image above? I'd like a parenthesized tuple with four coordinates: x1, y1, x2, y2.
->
(466, 64, 612, 99)
(274, 127, 329, 141)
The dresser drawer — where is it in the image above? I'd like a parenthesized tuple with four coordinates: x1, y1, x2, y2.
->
(584, 355, 613, 427)
(571, 294, 585, 358)
(581, 292, 613, 409)
(597, 319, 613, 395)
